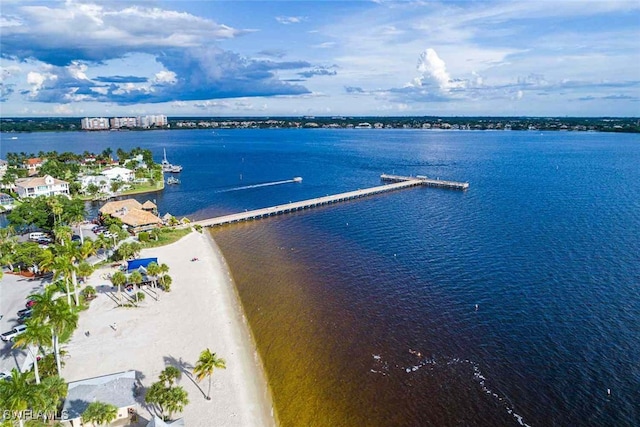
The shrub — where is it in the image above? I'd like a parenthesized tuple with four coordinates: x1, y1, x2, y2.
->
(138, 232, 150, 242)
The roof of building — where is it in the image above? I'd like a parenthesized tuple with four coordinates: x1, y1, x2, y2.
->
(15, 175, 68, 188)
(99, 199, 143, 215)
(62, 370, 137, 420)
(127, 257, 158, 273)
(116, 208, 163, 228)
(147, 416, 185, 427)
(24, 158, 43, 165)
(102, 166, 133, 175)
(142, 200, 157, 210)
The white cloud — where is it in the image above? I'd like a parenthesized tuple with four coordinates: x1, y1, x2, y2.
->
(27, 70, 56, 96)
(154, 70, 177, 85)
(410, 49, 465, 91)
(276, 16, 305, 25)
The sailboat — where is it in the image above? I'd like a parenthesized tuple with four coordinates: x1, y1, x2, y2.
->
(161, 149, 183, 173)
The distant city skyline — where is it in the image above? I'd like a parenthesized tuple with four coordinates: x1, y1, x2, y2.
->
(1, 1, 639, 117)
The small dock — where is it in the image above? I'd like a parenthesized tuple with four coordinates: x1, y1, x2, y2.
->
(380, 174, 469, 190)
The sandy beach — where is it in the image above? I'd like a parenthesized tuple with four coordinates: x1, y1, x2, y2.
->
(62, 230, 276, 427)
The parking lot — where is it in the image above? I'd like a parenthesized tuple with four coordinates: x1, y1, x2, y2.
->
(0, 269, 51, 375)
(0, 222, 107, 376)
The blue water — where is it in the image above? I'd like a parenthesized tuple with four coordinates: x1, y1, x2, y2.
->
(1, 129, 639, 425)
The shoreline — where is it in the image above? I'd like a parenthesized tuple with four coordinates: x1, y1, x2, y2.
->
(62, 230, 277, 426)
(203, 231, 278, 426)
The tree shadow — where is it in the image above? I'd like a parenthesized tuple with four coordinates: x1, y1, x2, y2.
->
(163, 354, 206, 399)
(134, 370, 160, 419)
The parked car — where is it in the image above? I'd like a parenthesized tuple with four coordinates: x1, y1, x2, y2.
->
(25, 300, 37, 308)
(0, 371, 11, 381)
(17, 308, 32, 318)
(1, 325, 27, 341)
(71, 235, 81, 241)
(28, 232, 48, 241)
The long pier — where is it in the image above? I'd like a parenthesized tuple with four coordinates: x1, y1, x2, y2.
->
(193, 174, 468, 228)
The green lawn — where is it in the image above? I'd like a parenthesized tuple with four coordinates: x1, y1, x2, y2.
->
(141, 227, 192, 249)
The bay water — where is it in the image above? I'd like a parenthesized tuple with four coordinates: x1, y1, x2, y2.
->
(1, 129, 638, 426)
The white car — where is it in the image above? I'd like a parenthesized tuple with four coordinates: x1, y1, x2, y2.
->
(1, 324, 27, 341)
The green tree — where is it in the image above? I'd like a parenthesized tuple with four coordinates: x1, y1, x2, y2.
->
(193, 349, 226, 400)
(145, 366, 189, 421)
(146, 261, 161, 299)
(38, 375, 68, 421)
(82, 401, 118, 427)
(0, 369, 37, 427)
(31, 287, 78, 376)
(77, 261, 93, 283)
(129, 270, 143, 304)
(110, 271, 127, 306)
(13, 319, 52, 384)
(159, 366, 181, 386)
(14, 242, 46, 273)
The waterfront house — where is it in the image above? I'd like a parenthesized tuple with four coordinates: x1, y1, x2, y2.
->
(0, 193, 15, 211)
(101, 166, 134, 182)
(61, 370, 138, 427)
(23, 157, 44, 176)
(79, 175, 110, 194)
(14, 175, 70, 198)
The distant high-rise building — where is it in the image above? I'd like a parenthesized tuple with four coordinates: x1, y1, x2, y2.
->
(110, 117, 138, 129)
(81, 117, 110, 130)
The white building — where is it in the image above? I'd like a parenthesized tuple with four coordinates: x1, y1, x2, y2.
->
(81, 117, 110, 130)
(101, 166, 134, 182)
(14, 175, 69, 198)
(110, 117, 138, 129)
(80, 175, 111, 194)
(138, 114, 168, 128)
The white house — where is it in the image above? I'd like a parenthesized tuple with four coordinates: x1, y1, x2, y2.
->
(80, 175, 111, 194)
(14, 175, 69, 198)
(101, 166, 134, 182)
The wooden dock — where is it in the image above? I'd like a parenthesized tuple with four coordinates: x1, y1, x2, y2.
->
(193, 179, 422, 228)
(380, 173, 469, 190)
(193, 174, 468, 228)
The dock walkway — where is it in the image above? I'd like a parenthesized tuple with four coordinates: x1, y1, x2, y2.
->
(193, 174, 468, 228)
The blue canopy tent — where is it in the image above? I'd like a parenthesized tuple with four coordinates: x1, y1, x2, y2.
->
(126, 257, 158, 273)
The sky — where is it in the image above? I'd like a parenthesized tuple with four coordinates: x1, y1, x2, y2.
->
(0, 0, 639, 117)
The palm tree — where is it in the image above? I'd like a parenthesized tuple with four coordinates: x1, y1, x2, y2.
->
(48, 301, 78, 375)
(129, 270, 143, 304)
(0, 371, 28, 427)
(146, 261, 161, 300)
(82, 401, 118, 426)
(39, 375, 68, 422)
(0, 369, 42, 427)
(110, 271, 127, 306)
(52, 225, 72, 245)
(13, 318, 52, 384)
(31, 289, 78, 376)
(164, 386, 189, 420)
(94, 233, 111, 259)
(193, 349, 226, 400)
(77, 261, 93, 283)
(159, 366, 181, 386)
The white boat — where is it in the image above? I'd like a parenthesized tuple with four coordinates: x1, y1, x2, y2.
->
(161, 149, 183, 173)
(166, 176, 180, 185)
